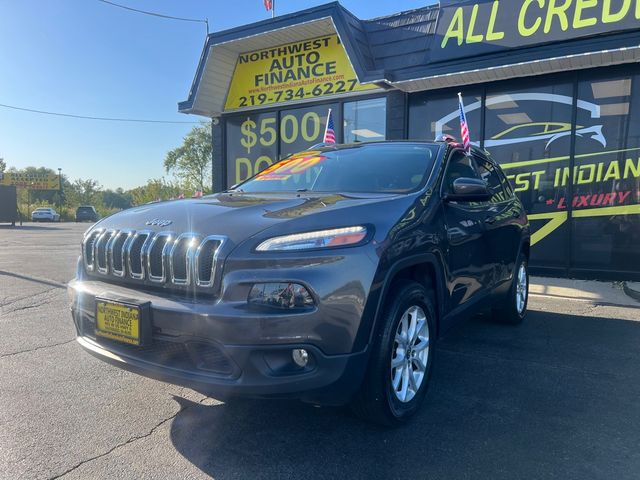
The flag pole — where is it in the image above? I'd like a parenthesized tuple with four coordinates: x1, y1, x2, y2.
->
(323, 108, 332, 143)
(272, 0, 275, 18)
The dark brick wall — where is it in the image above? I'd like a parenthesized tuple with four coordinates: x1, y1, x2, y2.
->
(211, 119, 225, 192)
(386, 90, 408, 140)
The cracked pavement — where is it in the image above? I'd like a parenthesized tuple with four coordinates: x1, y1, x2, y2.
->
(1, 223, 640, 479)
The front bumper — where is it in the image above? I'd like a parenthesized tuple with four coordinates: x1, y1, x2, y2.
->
(69, 279, 370, 405)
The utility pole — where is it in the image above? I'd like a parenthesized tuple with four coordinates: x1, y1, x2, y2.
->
(58, 168, 63, 212)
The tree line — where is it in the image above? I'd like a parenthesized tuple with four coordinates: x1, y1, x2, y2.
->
(1, 124, 212, 221)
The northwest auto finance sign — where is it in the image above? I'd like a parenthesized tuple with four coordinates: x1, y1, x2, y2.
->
(433, 0, 640, 62)
(224, 35, 376, 111)
(0, 172, 59, 190)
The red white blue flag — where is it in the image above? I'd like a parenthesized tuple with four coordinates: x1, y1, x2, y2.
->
(323, 109, 336, 144)
(458, 92, 471, 153)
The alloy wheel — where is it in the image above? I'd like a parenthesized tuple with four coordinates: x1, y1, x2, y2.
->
(516, 263, 528, 315)
(390, 305, 430, 403)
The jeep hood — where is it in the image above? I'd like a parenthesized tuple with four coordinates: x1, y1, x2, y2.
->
(91, 192, 411, 245)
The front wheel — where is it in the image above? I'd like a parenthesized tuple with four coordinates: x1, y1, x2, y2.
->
(493, 257, 528, 324)
(351, 280, 435, 426)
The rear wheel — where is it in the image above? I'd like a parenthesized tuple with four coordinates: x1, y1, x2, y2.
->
(351, 280, 435, 426)
(493, 257, 528, 324)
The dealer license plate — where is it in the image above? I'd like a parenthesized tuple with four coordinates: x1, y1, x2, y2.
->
(95, 300, 142, 345)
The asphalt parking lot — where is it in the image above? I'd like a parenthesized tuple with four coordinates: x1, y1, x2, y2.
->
(1, 223, 639, 480)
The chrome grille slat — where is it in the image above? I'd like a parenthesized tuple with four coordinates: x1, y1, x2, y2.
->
(109, 230, 133, 277)
(82, 229, 103, 272)
(84, 229, 225, 292)
(170, 233, 200, 286)
(195, 236, 225, 287)
(147, 232, 174, 283)
(95, 230, 115, 274)
(127, 230, 153, 280)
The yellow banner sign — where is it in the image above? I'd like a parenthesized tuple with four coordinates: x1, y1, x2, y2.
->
(0, 172, 59, 190)
(224, 35, 376, 111)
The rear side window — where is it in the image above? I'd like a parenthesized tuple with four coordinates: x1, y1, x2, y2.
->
(473, 155, 511, 203)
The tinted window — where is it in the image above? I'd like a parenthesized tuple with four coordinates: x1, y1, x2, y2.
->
(344, 98, 386, 143)
(484, 83, 574, 268)
(236, 144, 438, 194)
(572, 74, 640, 273)
(443, 151, 479, 193)
(473, 155, 510, 203)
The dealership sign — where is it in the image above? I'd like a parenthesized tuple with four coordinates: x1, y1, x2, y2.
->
(224, 35, 376, 111)
(434, 0, 640, 61)
(0, 172, 59, 190)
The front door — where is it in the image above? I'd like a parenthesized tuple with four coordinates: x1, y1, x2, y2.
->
(472, 152, 522, 286)
(440, 150, 492, 314)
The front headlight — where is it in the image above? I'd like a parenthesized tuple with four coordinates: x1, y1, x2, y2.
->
(256, 226, 368, 252)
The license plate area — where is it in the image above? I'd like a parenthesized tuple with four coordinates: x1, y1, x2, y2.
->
(95, 298, 151, 346)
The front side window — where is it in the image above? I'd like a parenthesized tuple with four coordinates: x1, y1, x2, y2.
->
(443, 151, 479, 194)
(235, 143, 438, 194)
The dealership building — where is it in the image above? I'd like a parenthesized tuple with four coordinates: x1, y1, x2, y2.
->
(179, 0, 640, 280)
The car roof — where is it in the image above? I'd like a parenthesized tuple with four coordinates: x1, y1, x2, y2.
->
(314, 140, 442, 152)
(312, 140, 490, 157)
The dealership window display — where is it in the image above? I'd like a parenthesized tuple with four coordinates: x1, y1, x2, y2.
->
(343, 98, 386, 144)
(407, 68, 640, 276)
(484, 83, 574, 269)
(572, 74, 640, 273)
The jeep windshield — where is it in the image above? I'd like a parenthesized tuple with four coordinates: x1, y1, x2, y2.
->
(234, 143, 439, 194)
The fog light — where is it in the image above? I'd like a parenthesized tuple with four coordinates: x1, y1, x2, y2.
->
(248, 283, 315, 309)
(292, 348, 309, 367)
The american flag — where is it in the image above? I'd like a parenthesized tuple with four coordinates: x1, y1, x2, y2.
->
(264, 0, 273, 11)
(458, 92, 471, 153)
(323, 109, 336, 144)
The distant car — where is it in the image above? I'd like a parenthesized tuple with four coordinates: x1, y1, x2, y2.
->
(75, 206, 98, 222)
(31, 207, 60, 222)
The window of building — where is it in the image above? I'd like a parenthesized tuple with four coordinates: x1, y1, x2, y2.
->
(484, 83, 574, 269)
(343, 98, 386, 143)
(408, 90, 482, 143)
(278, 103, 341, 159)
(572, 74, 640, 273)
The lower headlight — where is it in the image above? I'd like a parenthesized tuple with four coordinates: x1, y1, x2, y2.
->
(248, 283, 315, 309)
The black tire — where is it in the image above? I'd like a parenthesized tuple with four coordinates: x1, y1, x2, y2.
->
(351, 280, 436, 426)
(493, 256, 529, 325)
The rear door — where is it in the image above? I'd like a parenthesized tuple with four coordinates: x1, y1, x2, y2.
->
(472, 152, 522, 286)
(440, 149, 492, 313)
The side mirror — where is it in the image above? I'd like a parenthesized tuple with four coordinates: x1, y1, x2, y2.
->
(445, 177, 491, 202)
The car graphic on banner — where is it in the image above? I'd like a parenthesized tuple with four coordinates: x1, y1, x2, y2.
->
(434, 93, 640, 247)
(434, 93, 607, 150)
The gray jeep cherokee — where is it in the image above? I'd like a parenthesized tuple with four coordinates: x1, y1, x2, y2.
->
(69, 141, 530, 425)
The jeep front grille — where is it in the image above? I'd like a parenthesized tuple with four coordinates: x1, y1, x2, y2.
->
(82, 229, 225, 290)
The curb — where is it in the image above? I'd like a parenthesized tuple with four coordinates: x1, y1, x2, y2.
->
(623, 282, 640, 303)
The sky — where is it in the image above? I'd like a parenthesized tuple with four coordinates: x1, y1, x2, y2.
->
(0, 0, 434, 190)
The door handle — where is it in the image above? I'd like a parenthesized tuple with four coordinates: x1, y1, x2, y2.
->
(485, 216, 497, 224)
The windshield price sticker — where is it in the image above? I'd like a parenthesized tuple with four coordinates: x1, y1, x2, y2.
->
(225, 35, 375, 110)
(255, 153, 326, 181)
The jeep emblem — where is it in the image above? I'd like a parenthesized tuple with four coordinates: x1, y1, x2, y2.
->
(145, 218, 173, 227)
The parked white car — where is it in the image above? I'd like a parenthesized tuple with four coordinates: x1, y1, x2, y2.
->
(31, 207, 60, 222)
